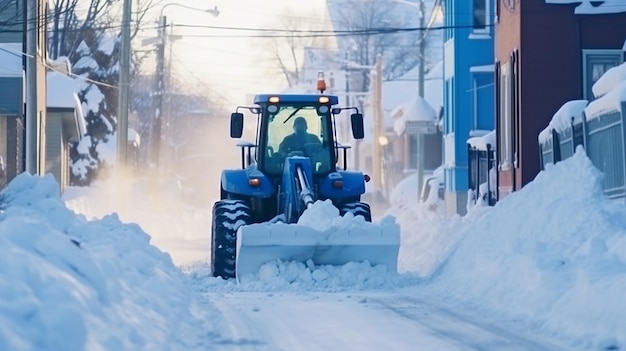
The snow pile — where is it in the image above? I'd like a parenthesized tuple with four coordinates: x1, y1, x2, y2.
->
(297, 199, 371, 231)
(421, 148, 626, 350)
(0, 173, 215, 351)
(251, 259, 400, 291)
(386, 173, 420, 214)
(186, 259, 416, 293)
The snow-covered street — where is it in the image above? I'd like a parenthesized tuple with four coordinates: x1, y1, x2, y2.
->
(51, 148, 626, 350)
(189, 281, 575, 351)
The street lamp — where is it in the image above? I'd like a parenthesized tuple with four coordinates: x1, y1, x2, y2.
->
(147, 3, 219, 173)
(159, 3, 219, 19)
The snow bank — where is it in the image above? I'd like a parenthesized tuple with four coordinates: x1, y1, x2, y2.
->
(0, 174, 215, 351)
(424, 148, 626, 350)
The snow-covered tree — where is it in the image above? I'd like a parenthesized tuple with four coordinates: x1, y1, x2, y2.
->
(69, 31, 120, 185)
(48, 0, 161, 185)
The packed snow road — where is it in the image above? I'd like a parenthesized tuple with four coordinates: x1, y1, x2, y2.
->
(196, 287, 572, 351)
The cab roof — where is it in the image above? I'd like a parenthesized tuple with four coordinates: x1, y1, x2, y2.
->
(253, 94, 339, 105)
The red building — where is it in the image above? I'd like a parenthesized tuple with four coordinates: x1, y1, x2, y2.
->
(495, 0, 626, 198)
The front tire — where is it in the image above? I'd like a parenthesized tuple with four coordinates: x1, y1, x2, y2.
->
(340, 202, 372, 222)
(211, 199, 252, 279)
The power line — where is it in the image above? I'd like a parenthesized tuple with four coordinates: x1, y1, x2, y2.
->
(0, 45, 119, 89)
(170, 24, 496, 39)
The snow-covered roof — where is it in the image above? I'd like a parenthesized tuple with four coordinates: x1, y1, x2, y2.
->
(392, 95, 438, 135)
(46, 72, 87, 138)
(467, 130, 496, 151)
(47, 56, 72, 76)
(538, 99, 588, 143)
(584, 81, 626, 121)
(0, 43, 23, 77)
(545, 0, 626, 14)
(592, 62, 626, 99)
(47, 72, 80, 109)
(384, 61, 443, 135)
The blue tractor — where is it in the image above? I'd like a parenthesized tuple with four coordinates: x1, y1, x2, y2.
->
(211, 87, 395, 279)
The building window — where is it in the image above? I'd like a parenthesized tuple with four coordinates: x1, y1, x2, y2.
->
(499, 62, 512, 170)
(582, 50, 624, 100)
(445, 78, 454, 133)
(471, 71, 494, 130)
(473, 0, 488, 31)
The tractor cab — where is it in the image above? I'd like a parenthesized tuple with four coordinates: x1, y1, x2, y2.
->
(230, 94, 364, 177)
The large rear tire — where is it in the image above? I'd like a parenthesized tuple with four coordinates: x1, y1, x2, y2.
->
(211, 199, 252, 279)
(340, 202, 372, 222)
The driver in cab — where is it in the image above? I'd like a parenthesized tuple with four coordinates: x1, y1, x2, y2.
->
(279, 116, 321, 154)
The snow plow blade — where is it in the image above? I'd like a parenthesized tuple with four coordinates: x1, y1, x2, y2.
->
(235, 217, 400, 279)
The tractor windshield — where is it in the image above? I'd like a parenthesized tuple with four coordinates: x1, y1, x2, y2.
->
(262, 103, 333, 174)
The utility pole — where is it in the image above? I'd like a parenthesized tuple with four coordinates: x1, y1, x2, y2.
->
(416, 0, 426, 197)
(372, 55, 383, 197)
(149, 15, 166, 171)
(344, 52, 351, 147)
(117, 0, 132, 167)
(25, 0, 38, 174)
(164, 23, 182, 172)
(146, 4, 218, 174)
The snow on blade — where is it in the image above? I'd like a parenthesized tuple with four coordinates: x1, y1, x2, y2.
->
(236, 200, 400, 281)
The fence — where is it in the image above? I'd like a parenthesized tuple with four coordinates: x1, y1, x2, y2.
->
(586, 107, 625, 199)
(467, 143, 496, 206)
(538, 101, 626, 200)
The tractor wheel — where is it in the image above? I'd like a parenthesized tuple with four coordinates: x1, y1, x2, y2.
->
(211, 199, 252, 279)
(340, 202, 372, 222)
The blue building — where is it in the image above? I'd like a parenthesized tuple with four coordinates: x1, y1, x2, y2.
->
(442, 0, 495, 215)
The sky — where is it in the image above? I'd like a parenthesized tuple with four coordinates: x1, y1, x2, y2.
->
(136, 0, 329, 106)
(1, 142, 625, 349)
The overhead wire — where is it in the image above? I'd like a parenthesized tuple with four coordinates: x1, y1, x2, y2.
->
(0, 44, 119, 89)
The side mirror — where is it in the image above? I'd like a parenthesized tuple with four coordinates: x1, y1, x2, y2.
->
(350, 113, 364, 139)
(230, 112, 244, 138)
